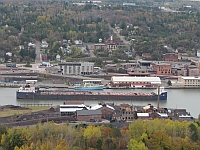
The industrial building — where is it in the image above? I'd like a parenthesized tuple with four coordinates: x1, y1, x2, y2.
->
(58, 62, 94, 75)
(110, 76, 161, 87)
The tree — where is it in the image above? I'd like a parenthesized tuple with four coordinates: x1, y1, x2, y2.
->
(167, 80, 172, 86)
(128, 139, 148, 150)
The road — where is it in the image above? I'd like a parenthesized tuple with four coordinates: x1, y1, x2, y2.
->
(35, 40, 41, 64)
(108, 23, 131, 50)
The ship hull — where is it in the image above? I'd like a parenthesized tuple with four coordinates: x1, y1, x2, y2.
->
(16, 91, 167, 101)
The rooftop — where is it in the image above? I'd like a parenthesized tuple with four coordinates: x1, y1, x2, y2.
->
(179, 76, 200, 80)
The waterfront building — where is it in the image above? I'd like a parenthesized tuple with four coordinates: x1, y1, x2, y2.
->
(59, 62, 94, 75)
(172, 76, 200, 87)
(110, 76, 161, 87)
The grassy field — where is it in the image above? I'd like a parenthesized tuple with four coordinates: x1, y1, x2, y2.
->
(0, 106, 51, 117)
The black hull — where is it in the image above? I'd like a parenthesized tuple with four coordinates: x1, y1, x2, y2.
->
(16, 91, 167, 101)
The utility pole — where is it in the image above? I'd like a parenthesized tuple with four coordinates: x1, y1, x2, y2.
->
(157, 85, 160, 109)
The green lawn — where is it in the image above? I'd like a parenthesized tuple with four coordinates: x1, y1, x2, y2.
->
(0, 106, 51, 117)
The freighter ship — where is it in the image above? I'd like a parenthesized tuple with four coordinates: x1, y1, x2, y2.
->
(16, 84, 167, 101)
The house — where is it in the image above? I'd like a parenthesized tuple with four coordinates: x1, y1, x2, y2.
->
(74, 40, 83, 45)
(56, 54, 61, 61)
(28, 42, 35, 47)
(19, 45, 25, 50)
(6, 52, 12, 57)
(41, 40, 48, 48)
(41, 53, 48, 62)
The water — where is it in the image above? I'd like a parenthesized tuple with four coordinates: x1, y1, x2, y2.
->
(1, 87, 200, 118)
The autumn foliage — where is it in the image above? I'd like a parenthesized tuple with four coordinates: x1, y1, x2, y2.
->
(0, 119, 200, 150)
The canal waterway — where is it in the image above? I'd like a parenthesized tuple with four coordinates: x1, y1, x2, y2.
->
(0, 87, 200, 118)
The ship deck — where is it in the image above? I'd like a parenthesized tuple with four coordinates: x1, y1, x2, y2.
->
(38, 90, 155, 96)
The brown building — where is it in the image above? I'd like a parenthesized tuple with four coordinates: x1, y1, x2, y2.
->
(152, 62, 172, 75)
(94, 43, 107, 51)
(76, 110, 102, 122)
(90, 103, 115, 120)
(163, 52, 178, 62)
(142, 53, 151, 59)
(120, 63, 139, 69)
(128, 68, 150, 77)
(41, 53, 48, 61)
(105, 35, 117, 51)
(187, 65, 200, 76)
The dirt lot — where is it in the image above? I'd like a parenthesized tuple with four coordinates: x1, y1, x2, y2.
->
(0, 105, 75, 127)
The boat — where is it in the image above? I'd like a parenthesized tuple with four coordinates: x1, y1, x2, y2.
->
(74, 83, 104, 90)
(16, 84, 167, 101)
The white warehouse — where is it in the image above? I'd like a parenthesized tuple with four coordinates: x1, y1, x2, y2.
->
(110, 76, 161, 87)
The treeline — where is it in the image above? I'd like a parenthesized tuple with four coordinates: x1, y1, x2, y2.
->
(0, 118, 200, 150)
(1, 1, 200, 61)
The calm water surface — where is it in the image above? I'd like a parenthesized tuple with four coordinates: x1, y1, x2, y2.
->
(0, 87, 200, 118)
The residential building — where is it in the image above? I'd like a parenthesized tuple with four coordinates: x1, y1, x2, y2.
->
(59, 62, 94, 75)
(41, 40, 48, 48)
(41, 53, 48, 62)
(56, 54, 61, 61)
(74, 40, 83, 45)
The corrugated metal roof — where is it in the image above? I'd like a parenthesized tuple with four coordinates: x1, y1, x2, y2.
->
(77, 109, 102, 116)
(180, 76, 200, 80)
(137, 113, 149, 117)
(111, 76, 161, 84)
(60, 108, 84, 112)
(157, 113, 168, 117)
(90, 104, 115, 110)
